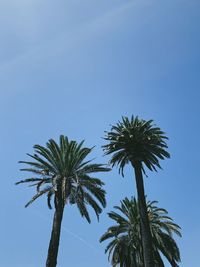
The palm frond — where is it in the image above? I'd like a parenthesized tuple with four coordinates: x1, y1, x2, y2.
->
(100, 197, 181, 267)
(103, 116, 170, 175)
(16, 135, 109, 223)
(25, 186, 52, 207)
(15, 178, 43, 185)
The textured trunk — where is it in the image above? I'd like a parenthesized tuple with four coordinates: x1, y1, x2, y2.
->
(46, 193, 64, 267)
(133, 162, 154, 267)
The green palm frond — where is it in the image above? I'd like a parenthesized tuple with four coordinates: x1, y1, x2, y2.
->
(15, 178, 45, 185)
(103, 116, 170, 176)
(16, 135, 110, 222)
(25, 186, 53, 208)
(100, 197, 181, 267)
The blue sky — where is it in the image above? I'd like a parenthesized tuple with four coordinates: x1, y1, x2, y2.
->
(0, 0, 200, 266)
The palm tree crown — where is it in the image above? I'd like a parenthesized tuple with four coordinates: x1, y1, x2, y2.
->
(100, 197, 181, 267)
(103, 116, 170, 175)
(16, 135, 110, 222)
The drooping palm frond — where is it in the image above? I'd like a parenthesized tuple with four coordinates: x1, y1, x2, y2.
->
(100, 197, 181, 267)
(103, 116, 170, 176)
(16, 135, 110, 222)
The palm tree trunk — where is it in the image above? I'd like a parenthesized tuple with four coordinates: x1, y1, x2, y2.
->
(133, 162, 154, 267)
(46, 197, 64, 267)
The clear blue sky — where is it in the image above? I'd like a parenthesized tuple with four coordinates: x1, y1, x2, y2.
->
(0, 0, 199, 266)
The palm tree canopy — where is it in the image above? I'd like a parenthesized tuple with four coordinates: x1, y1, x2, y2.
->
(103, 116, 170, 176)
(100, 197, 181, 267)
(16, 135, 110, 223)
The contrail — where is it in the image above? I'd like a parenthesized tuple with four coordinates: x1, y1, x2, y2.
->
(32, 209, 104, 255)
(0, 1, 137, 73)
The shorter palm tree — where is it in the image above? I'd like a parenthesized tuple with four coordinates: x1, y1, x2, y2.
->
(16, 135, 110, 267)
(100, 197, 181, 267)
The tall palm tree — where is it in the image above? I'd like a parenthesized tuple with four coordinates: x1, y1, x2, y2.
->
(16, 135, 110, 267)
(100, 197, 181, 267)
(103, 116, 170, 267)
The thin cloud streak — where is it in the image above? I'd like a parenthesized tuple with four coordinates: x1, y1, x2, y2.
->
(0, 0, 138, 73)
(32, 210, 103, 256)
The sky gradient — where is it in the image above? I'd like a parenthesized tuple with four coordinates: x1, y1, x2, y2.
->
(1, 0, 200, 266)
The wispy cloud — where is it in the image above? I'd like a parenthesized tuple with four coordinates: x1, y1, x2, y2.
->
(0, 1, 138, 73)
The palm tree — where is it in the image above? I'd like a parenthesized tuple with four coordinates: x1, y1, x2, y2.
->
(16, 135, 110, 267)
(103, 116, 170, 267)
(100, 197, 181, 267)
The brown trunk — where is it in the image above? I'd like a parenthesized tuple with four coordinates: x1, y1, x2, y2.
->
(46, 192, 64, 267)
(133, 162, 154, 267)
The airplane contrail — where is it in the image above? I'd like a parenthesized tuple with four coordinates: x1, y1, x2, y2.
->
(0, 0, 137, 73)
(32, 209, 104, 255)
